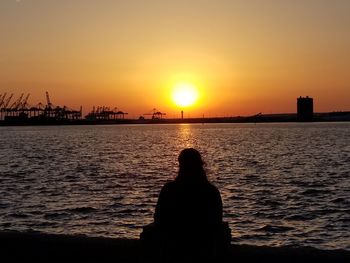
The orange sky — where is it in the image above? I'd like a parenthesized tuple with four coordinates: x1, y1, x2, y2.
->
(1, 0, 350, 118)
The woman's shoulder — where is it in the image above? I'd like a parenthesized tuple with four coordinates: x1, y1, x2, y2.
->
(200, 181, 218, 190)
(160, 181, 177, 193)
(206, 182, 221, 196)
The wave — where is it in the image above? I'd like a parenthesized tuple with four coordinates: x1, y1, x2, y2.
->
(44, 212, 70, 220)
(9, 213, 29, 219)
(283, 214, 316, 221)
(66, 207, 98, 214)
(256, 224, 294, 233)
(302, 189, 331, 196)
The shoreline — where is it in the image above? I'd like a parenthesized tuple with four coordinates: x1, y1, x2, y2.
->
(1, 231, 349, 262)
(1, 112, 350, 126)
(1, 118, 350, 127)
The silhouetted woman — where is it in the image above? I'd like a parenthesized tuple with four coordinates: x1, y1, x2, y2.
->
(141, 148, 230, 262)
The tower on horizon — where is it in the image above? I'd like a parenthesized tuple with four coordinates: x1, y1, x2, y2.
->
(297, 96, 313, 121)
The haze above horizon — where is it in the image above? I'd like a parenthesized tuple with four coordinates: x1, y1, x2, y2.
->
(1, 0, 350, 118)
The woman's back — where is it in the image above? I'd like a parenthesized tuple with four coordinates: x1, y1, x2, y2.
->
(140, 148, 231, 262)
(154, 180, 223, 236)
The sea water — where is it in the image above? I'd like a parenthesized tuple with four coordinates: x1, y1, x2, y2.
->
(0, 123, 349, 250)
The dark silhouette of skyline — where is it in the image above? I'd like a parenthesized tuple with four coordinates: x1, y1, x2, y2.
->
(297, 96, 314, 121)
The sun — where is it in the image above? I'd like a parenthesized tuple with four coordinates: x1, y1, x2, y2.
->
(172, 83, 199, 107)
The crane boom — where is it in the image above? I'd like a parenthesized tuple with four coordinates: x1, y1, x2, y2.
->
(143, 108, 166, 119)
(10, 93, 24, 109)
(3, 94, 14, 109)
(20, 94, 30, 109)
(0, 93, 6, 107)
(46, 91, 52, 108)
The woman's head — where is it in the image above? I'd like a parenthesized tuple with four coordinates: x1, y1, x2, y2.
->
(176, 148, 208, 183)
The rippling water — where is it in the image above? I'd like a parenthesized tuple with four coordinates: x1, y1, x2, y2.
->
(0, 123, 349, 250)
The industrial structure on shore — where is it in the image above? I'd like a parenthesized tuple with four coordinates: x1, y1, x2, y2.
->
(0, 92, 82, 122)
(1, 92, 350, 125)
(142, 108, 166, 120)
(297, 96, 314, 121)
(85, 106, 128, 121)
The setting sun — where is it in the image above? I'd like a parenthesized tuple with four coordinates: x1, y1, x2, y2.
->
(172, 83, 199, 107)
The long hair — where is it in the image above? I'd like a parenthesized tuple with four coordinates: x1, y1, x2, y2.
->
(176, 148, 208, 184)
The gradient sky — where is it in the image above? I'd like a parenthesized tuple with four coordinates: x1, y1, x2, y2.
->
(1, 0, 350, 118)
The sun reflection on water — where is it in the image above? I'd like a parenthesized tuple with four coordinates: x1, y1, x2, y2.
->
(177, 124, 196, 149)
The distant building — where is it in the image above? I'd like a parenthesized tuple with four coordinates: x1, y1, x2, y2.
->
(297, 96, 313, 121)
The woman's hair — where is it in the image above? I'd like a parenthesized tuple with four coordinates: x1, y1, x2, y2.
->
(176, 148, 208, 184)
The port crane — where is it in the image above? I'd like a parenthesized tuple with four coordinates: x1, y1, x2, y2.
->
(144, 108, 166, 119)
(3, 94, 14, 109)
(0, 92, 81, 121)
(46, 91, 53, 109)
(9, 93, 24, 110)
(0, 93, 7, 107)
(19, 94, 30, 109)
(86, 106, 128, 120)
(0, 93, 24, 119)
(0, 93, 8, 119)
